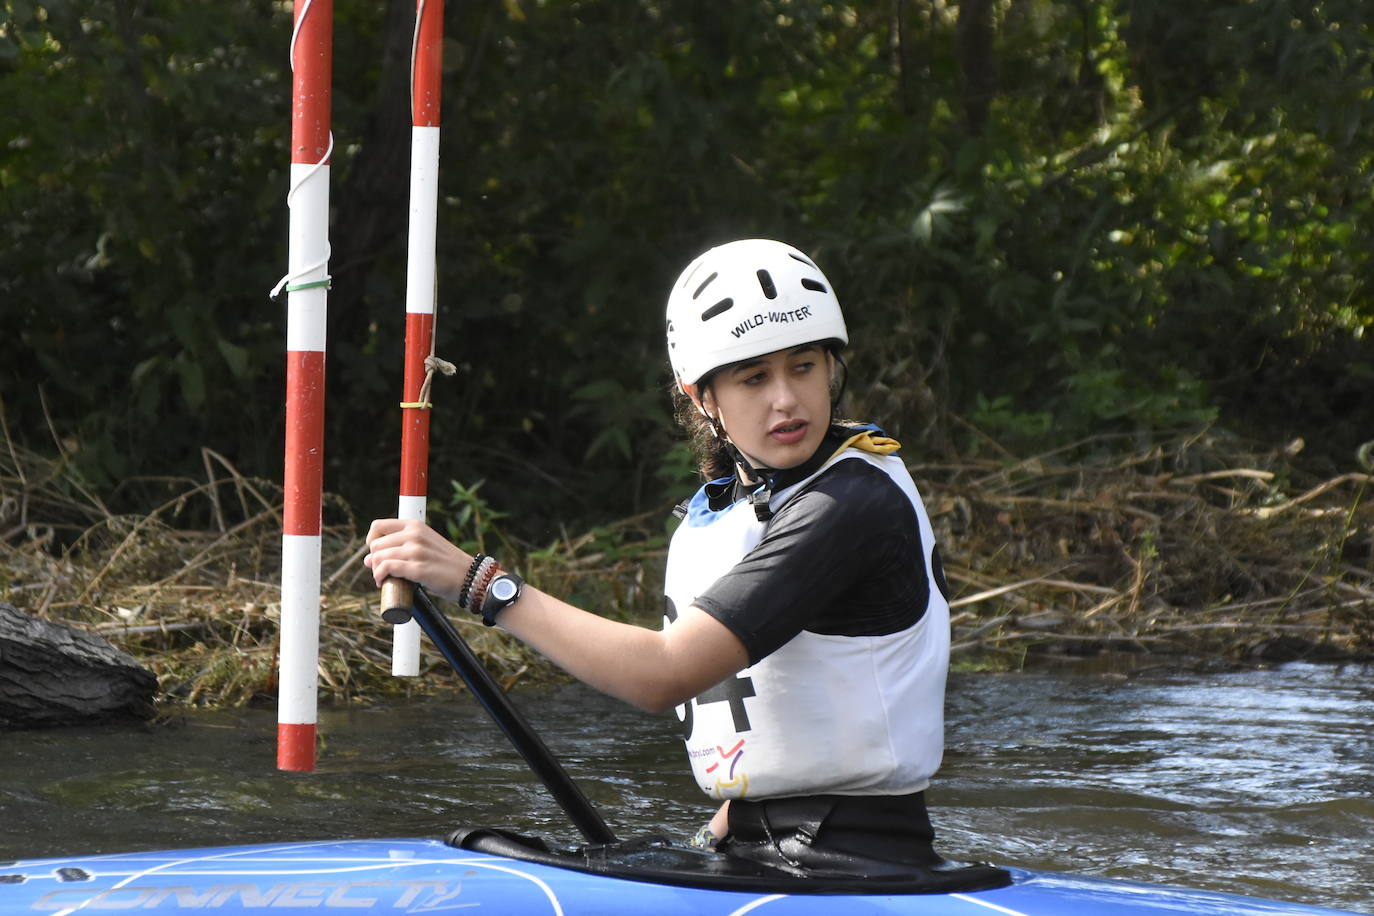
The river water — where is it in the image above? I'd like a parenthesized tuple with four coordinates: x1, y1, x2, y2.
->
(2, 661, 1370, 912)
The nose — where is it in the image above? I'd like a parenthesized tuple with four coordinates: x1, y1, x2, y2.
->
(768, 374, 801, 412)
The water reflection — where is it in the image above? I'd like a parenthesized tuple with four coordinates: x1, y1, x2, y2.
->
(937, 662, 1374, 911)
(1, 662, 1369, 912)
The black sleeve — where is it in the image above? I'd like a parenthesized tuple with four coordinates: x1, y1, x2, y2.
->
(692, 460, 931, 665)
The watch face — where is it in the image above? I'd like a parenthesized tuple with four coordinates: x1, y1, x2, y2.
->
(491, 577, 518, 601)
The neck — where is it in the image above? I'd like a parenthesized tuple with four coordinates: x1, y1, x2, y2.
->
(734, 462, 763, 486)
(726, 440, 773, 486)
(730, 424, 848, 490)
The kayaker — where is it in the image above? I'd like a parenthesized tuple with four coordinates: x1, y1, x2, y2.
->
(365, 238, 952, 875)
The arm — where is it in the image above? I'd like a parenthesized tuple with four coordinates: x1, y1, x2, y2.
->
(364, 518, 748, 714)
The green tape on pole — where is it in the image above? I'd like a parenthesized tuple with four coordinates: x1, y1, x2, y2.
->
(285, 279, 331, 292)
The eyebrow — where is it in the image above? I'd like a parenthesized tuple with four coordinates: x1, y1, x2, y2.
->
(727, 345, 823, 375)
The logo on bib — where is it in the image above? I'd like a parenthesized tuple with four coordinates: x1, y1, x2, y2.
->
(703, 739, 748, 798)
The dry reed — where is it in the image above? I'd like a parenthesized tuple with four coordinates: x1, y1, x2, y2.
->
(920, 429, 1372, 664)
(1, 425, 1369, 708)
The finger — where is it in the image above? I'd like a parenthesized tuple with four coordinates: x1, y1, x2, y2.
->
(365, 517, 407, 548)
(368, 553, 407, 587)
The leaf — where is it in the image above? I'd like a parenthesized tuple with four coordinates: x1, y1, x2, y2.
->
(176, 357, 205, 410)
(584, 426, 632, 463)
(216, 338, 249, 379)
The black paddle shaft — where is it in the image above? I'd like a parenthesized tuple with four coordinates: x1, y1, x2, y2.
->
(408, 587, 619, 846)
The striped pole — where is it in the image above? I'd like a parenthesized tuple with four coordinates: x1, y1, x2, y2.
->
(378, 0, 445, 676)
(277, 0, 333, 772)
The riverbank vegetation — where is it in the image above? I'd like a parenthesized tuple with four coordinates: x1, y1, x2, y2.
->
(3, 429, 1369, 708)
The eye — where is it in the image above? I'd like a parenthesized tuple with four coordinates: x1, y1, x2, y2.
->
(739, 370, 766, 386)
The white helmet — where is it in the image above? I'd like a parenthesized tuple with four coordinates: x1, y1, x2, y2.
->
(665, 239, 848, 391)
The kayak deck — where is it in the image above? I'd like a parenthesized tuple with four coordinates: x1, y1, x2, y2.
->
(0, 836, 1361, 916)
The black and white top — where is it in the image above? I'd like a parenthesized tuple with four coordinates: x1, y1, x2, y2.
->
(663, 427, 952, 801)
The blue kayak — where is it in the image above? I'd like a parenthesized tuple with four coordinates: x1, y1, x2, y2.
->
(0, 835, 1361, 916)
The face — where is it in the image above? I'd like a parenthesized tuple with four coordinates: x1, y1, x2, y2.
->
(698, 344, 835, 473)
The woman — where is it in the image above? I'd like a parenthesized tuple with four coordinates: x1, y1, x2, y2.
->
(365, 239, 952, 874)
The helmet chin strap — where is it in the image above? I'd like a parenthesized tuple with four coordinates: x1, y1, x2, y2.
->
(831, 351, 849, 421)
(702, 410, 782, 521)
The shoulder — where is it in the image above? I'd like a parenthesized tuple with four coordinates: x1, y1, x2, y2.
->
(772, 454, 916, 535)
(813, 452, 905, 497)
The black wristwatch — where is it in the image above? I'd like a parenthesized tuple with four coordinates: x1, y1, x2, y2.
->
(480, 572, 524, 627)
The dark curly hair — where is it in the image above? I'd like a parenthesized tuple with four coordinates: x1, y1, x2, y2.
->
(671, 380, 736, 482)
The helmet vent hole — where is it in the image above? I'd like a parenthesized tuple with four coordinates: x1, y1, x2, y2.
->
(692, 272, 718, 300)
(788, 252, 818, 268)
(756, 270, 779, 299)
(800, 278, 828, 293)
(701, 298, 734, 321)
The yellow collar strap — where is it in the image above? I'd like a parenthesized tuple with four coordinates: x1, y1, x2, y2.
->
(830, 430, 901, 462)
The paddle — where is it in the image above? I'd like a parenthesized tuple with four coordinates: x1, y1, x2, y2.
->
(404, 586, 619, 846)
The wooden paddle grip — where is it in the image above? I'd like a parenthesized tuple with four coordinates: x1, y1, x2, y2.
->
(379, 577, 415, 624)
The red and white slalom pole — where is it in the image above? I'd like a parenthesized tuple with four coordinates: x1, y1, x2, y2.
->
(378, 0, 445, 676)
(275, 0, 333, 772)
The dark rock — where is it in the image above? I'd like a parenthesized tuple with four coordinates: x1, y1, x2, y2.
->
(0, 602, 157, 729)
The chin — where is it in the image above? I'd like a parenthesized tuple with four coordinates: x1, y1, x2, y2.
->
(769, 439, 823, 470)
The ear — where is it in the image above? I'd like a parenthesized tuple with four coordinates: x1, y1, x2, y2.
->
(684, 382, 721, 424)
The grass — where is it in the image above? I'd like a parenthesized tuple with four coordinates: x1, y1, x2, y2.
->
(2, 426, 1370, 709)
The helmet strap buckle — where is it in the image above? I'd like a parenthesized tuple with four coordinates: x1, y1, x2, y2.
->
(748, 484, 775, 521)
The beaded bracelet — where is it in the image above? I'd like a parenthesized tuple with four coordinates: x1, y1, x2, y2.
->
(468, 558, 503, 615)
(457, 553, 488, 610)
(466, 556, 499, 612)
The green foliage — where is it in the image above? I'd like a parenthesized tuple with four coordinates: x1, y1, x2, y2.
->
(1, 0, 287, 496)
(1, 0, 1370, 537)
(434, 479, 510, 556)
(655, 439, 698, 494)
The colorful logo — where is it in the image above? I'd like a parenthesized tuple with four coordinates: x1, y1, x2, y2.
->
(703, 739, 748, 798)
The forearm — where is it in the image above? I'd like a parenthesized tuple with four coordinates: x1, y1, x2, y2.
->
(364, 518, 748, 711)
(496, 587, 746, 714)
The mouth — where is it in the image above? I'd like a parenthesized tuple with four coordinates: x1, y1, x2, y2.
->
(769, 420, 809, 444)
